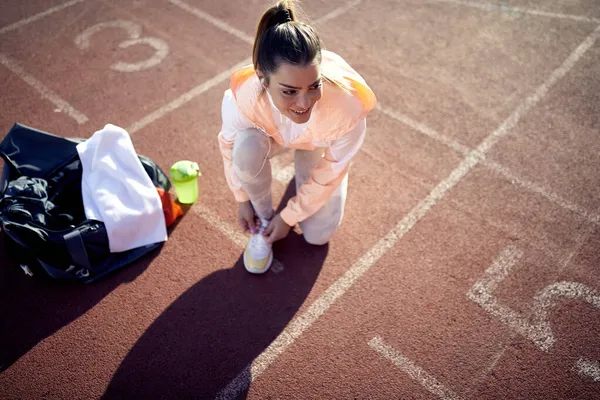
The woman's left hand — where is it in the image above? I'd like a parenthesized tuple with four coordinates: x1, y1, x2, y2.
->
(263, 214, 291, 244)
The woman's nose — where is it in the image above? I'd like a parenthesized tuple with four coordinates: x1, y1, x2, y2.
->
(296, 94, 310, 109)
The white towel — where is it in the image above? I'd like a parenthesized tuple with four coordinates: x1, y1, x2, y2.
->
(76, 124, 167, 252)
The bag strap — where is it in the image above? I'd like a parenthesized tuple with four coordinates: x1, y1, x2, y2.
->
(63, 229, 92, 271)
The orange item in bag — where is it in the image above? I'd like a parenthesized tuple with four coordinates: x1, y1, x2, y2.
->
(156, 187, 183, 227)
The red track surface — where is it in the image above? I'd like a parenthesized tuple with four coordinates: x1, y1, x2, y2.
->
(1, 1, 599, 399)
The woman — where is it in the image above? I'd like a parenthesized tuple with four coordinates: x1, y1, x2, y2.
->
(218, 0, 376, 274)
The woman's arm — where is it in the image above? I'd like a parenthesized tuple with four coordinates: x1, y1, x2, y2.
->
(279, 118, 367, 227)
(217, 89, 253, 202)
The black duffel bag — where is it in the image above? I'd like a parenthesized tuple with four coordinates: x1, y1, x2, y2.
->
(0, 123, 170, 283)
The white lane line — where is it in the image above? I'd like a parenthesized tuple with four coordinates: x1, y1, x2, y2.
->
(434, 0, 600, 24)
(368, 336, 463, 400)
(216, 25, 600, 400)
(0, 0, 85, 35)
(377, 107, 600, 225)
(575, 358, 600, 382)
(169, 0, 362, 44)
(557, 222, 595, 275)
(193, 203, 247, 248)
(484, 159, 600, 224)
(376, 105, 471, 155)
(128, 58, 251, 134)
(131, 0, 362, 143)
(167, 0, 253, 45)
(0, 53, 89, 124)
(192, 203, 284, 273)
(271, 156, 295, 184)
(468, 244, 600, 353)
(314, 0, 362, 24)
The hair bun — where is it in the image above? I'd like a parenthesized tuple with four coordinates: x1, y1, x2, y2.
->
(277, 8, 292, 24)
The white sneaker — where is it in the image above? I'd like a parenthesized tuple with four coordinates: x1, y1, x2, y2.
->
(243, 217, 273, 274)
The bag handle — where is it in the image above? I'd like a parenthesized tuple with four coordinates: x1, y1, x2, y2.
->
(63, 229, 92, 271)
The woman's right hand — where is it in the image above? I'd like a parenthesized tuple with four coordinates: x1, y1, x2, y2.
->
(238, 201, 257, 234)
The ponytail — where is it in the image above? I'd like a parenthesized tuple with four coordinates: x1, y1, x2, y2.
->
(252, 0, 352, 93)
(252, 1, 319, 81)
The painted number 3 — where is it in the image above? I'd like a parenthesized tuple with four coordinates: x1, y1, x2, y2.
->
(74, 20, 169, 72)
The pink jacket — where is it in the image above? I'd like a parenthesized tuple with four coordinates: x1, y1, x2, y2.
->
(218, 50, 376, 226)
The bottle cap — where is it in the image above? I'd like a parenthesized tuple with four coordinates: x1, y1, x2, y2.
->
(170, 160, 201, 182)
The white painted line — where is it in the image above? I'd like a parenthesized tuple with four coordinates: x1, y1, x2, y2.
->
(368, 336, 463, 400)
(0, 0, 85, 35)
(191, 203, 284, 272)
(167, 0, 253, 45)
(376, 105, 471, 155)
(468, 245, 600, 352)
(314, 0, 362, 24)
(193, 203, 247, 248)
(532, 281, 600, 351)
(378, 89, 600, 226)
(575, 358, 600, 382)
(75, 20, 170, 73)
(0, 53, 89, 124)
(484, 159, 600, 225)
(479, 26, 600, 156)
(170, 0, 363, 44)
(128, 57, 251, 134)
(434, 0, 600, 24)
(271, 157, 295, 184)
(216, 25, 600, 399)
(132, 0, 362, 134)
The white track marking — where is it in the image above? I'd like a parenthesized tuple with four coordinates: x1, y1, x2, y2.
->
(75, 20, 141, 49)
(368, 336, 463, 400)
(271, 157, 295, 184)
(0, 0, 85, 35)
(556, 222, 595, 274)
(468, 245, 600, 352)
(313, 0, 362, 24)
(483, 159, 600, 224)
(113, 37, 169, 72)
(434, 0, 600, 24)
(216, 25, 600, 399)
(193, 203, 247, 248)
(192, 203, 284, 273)
(150, 0, 363, 135)
(128, 57, 251, 133)
(167, 0, 253, 45)
(376, 105, 471, 155)
(170, 0, 362, 44)
(0, 53, 88, 124)
(575, 358, 600, 382)
(377, 107, 600, 225)
(75, 20, 169, 72)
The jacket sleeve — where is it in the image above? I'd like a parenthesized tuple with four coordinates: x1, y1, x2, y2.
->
(217, 89, 253, 202)
(279, 118, 366, 227)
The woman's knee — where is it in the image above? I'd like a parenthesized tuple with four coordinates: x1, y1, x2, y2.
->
(300, 218, 341, 246)
(232, 128, 270, 182)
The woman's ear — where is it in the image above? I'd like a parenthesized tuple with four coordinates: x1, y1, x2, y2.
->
(256, 71, 267, 88)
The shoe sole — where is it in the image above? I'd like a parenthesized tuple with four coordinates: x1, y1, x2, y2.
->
(244, 250, 273, 274)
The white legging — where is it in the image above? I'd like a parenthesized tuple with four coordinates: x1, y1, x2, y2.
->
(232, 128, 348, 245)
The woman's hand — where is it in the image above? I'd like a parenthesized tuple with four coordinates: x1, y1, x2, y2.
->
(263, 214, 291, 244)
(238, 201, 257, 234)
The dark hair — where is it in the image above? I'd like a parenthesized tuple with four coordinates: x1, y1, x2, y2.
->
(252, 0, 322, 86)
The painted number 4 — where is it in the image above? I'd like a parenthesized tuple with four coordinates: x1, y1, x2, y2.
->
(75, 20, 169, 72)
(468, 245, 600, 382)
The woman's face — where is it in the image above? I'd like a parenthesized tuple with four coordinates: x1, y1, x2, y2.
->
(262, 61, 323, 124)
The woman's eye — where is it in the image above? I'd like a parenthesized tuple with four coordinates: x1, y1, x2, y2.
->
(311, 83, 322, 90)
(283, 90, 296, 96)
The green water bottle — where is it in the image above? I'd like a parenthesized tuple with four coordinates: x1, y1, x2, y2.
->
(170, 160, 201, 204)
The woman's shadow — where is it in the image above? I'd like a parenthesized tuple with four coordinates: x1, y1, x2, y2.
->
(102, 178, 328, 399)
(0, 235, 161, 373)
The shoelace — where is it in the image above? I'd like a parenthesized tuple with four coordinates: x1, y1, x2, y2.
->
(249, 219, 271, 254)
